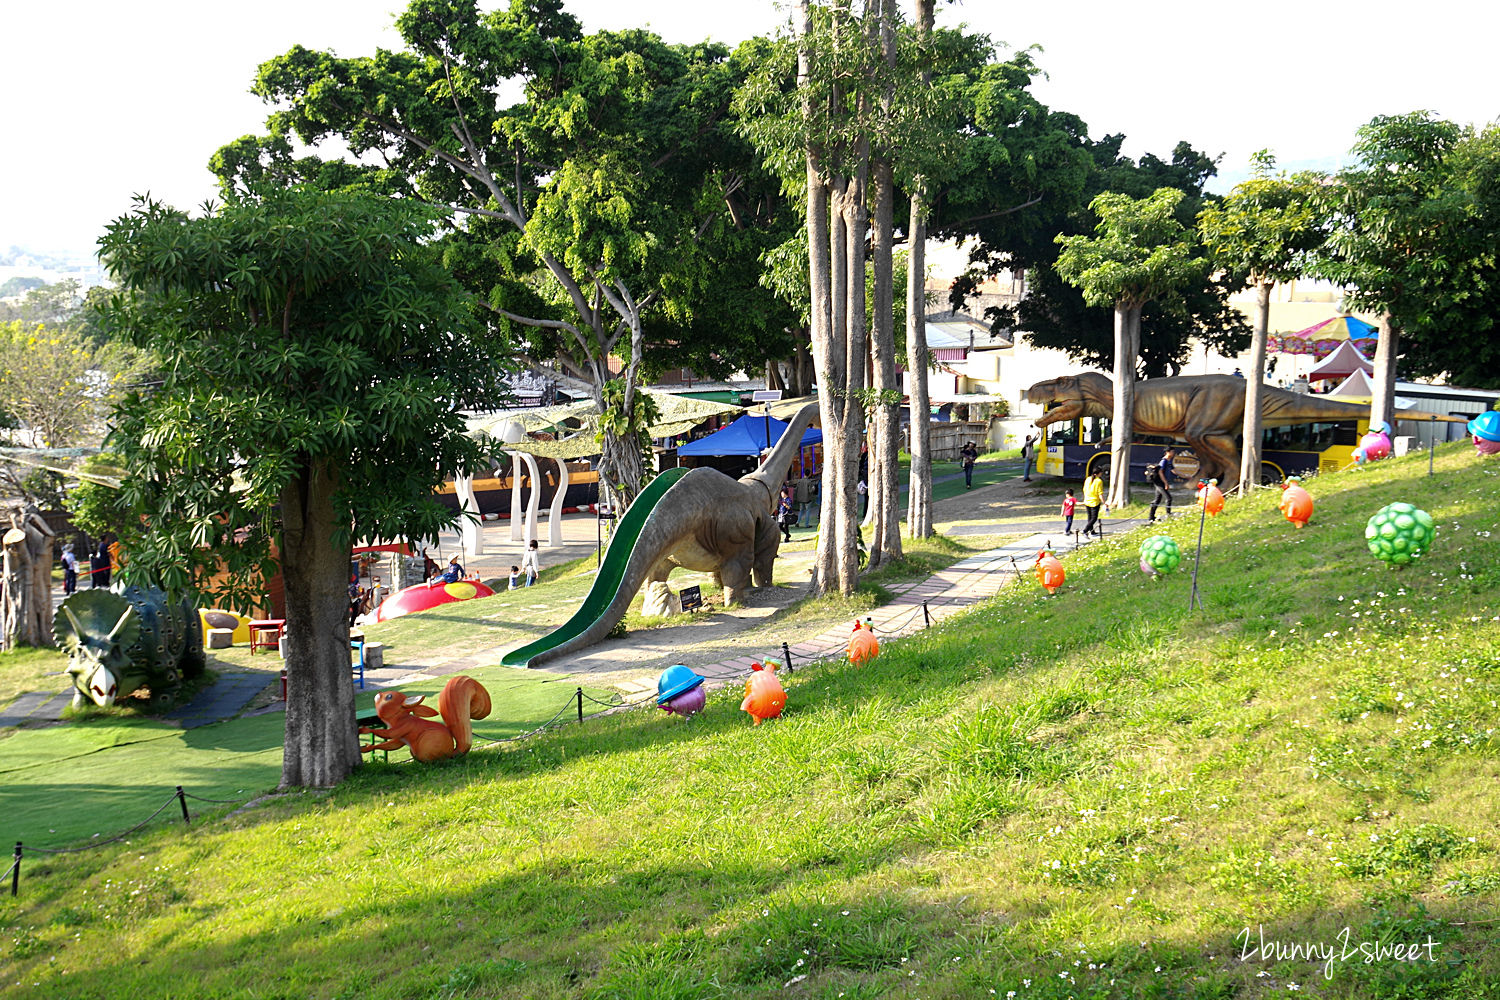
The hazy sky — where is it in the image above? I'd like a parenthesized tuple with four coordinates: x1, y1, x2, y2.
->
(5, 0, 1495, 259)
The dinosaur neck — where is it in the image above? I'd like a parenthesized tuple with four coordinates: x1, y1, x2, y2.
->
(741, 403, 821, 494)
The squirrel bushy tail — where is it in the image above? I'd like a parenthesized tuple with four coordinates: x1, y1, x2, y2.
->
(437, 675, 492, 755)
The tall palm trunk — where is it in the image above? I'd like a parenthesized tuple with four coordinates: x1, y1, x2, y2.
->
(904, 0, 935, 539)
(1107, 303, 1140, 509)
(865, 0, 901, 569)
(1237, 280, 1273, 493)
(1370, 313, 1400, 432)
(279, 460, 360, 788)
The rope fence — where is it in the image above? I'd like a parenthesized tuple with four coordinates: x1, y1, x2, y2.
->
(9, 588, 962, 898)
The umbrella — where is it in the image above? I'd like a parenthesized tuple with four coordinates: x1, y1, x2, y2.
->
(1270, 315, 1379, 360)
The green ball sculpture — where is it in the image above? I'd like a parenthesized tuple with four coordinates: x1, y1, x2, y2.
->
(1364, 502, 1436, 567)
(1139, 535, 1182, 577)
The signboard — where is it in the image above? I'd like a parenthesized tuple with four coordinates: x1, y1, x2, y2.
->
(679, 585, 703, 611)
(751, 389, 784, 402)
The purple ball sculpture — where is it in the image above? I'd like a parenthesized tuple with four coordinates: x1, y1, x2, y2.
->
(660, 685, 707, 718)
(657, 664, 706, 718)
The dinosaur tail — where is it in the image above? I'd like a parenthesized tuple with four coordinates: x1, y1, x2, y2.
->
(437, 675, 492, 755)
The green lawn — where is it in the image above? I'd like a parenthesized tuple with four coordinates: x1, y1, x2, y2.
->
(0, 666, 612, 847)
(3, 444, 1498, 998)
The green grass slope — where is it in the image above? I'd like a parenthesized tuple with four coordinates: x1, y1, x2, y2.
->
(3, 445, 1498, 999)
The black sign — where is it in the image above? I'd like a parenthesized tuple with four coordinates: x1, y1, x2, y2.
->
(680, 585, 703, 611)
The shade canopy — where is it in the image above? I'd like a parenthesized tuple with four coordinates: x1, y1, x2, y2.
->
(677, 413, 822, 456)
(1309, 339, 1376, 381)
(1271, 315, 1379, 359)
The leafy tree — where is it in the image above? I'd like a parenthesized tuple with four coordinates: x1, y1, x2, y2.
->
(0, 278, 83, 327)
(739, 0, 948, 591)
(0, 320, 143, 447)
(218, 0, 781, 511)
(1313, 113, 1500, 408)
(958, 138, 1249, 377)
(1055, 188, 1206, 507)
(97, 188, 511, 788)
(1199, 152, 1326, 490)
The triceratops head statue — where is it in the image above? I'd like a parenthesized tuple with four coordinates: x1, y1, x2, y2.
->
(55, 591, 140, 707)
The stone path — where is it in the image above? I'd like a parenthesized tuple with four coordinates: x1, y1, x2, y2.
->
(0, 689, 71, 728)
(164, 671, 272, 729)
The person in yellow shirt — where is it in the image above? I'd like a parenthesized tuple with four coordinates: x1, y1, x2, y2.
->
(1081, 469, 1105, 536)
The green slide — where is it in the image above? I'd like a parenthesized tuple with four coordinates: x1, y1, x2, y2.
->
(501, 467, 688, 668)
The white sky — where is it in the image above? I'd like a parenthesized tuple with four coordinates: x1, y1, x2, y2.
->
(4, 0, 1496, 259)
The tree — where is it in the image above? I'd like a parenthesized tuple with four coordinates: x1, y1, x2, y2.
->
(902, 0, 937, 540)
(953, 137, 1246, 380)
(97, 188, 510, 788)
(740, 0, 950, 591)
(1199, 152, 1325, 491)
(220, 0, 774, 511)
(1312, 113, 1500, 410)
(0, 320, 144, 447)
(1055, 188, 1205, 508)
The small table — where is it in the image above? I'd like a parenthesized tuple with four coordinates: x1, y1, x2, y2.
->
(249, 619, 285, 654)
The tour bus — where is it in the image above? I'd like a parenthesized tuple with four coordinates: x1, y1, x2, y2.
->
(1032, 408, 1370, 485)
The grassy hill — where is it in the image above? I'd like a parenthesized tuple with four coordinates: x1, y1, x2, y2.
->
(3, 444, 1498, 999)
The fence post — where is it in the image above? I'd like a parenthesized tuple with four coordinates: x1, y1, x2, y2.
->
(11, 842, 20, 897)
(782, 641, 793, 672)
(921, 601, 931, 627)
(176, 786, 191, 826)
(576, 687, 584, 724)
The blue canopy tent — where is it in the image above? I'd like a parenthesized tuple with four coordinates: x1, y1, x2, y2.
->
(678, 413, 822, 456)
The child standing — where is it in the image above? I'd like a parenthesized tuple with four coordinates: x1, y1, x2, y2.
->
(521, 539, 541, 587)
(1062, 488, 1077, 535)
(508, 565, 521, 590)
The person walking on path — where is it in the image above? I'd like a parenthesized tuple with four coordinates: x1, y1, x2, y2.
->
(960, 441, 978, 489)
(1021, 434, 1036, 482)
(1081, 469, 1105, 537)
(1147, 447, 1177, 522)
(794, 471, 816, 527)
(93, 536, 112, 589)
(1061, 488, 1077, 536)
(61, 543, 78, 595)
(778, 487, 796, 542)
(521, 538, 541, 587)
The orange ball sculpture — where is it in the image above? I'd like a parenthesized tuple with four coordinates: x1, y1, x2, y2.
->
(1196, 480, 1226, 516)
(740, 660, 786, 725)
(359, 675, 492, 762)
(847, 620, 880, 665)
(1279, 477, 1314, 529)
(1035, 549, 1065, 594)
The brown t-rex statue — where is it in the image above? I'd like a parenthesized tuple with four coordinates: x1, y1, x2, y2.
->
(1025, 373, 1373, 491)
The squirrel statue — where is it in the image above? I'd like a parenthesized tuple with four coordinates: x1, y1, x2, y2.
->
(360, 674, 492, 762)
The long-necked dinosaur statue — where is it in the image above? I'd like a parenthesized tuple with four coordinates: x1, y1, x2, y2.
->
(1025, 373, 1374, 491)
(519, 403, 819, 668)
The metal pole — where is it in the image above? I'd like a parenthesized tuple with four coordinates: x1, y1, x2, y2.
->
(11, 842, 19, 897)
(596, 513, 601, 568)
(764, 406, 771, 467)
(176, 786, 190, 825)
(922, 601, 930, 627)
(1429, 436, 1435, 476)
(782, 641, 793, 671)
(576, 687, 584, 724)
(1188, 485, 1208, 611)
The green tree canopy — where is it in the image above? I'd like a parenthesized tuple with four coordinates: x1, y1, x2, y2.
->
(215, 0, 796, 505)
(1312, 112, 1500, 390)
(97, 187, 512, 788)
(1055, 188, 1206, 310)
